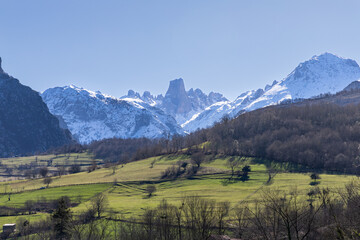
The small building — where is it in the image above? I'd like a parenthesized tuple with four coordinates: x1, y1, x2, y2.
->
(3, 223, 16, 234)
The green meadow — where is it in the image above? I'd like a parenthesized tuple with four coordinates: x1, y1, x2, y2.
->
(0, 154, 357, 226)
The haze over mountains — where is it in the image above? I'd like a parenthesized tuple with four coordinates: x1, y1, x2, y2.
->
(41, 53, 360, 143)
(183, 53, 360, 131)
(41, 79, 227, 144)
(2, 52, 360, 151)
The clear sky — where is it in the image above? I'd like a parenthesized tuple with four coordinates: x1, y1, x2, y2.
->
(1, 0, 360, 100)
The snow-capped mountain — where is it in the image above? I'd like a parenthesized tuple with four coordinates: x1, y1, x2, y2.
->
(42, 85, 185, 144)
(183, 53, 360, 132)
(182, 88, 266, 132)
(123, 78, 228, 124)
(41, 53, 360, 139)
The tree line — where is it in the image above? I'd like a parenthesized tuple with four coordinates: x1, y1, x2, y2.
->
(7, 181, 360, 239)
(64, 102, 360, 175)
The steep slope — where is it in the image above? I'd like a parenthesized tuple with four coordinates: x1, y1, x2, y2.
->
(161, 78, 193, 122)
(246, 53, 360, 110)
(183, 53, 360, 132)
(123, 78, 228, 124)
(42, 86, 185, 144)
(0, 58, 72, 157)
(182, 89, 264, 131)
(343, 80, 360, 92)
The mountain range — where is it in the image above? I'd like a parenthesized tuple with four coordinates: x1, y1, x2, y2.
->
(122, 78, 228, 124)
(41, 53, 360, 143)
(42, 86, 185, 144)
(182, 53, 360, 131)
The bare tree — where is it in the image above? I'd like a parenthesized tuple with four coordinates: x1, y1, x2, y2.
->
(111, 164, 117, 175)
(91, 193, 108, 218)
(216, 201, 230, 235)
(191, 152, 205, 168)
(225, 157, 240, 178)
(25, 200, 35, 214)
(57, 166, 66, 177)
(182, 195, 216, 240)
(233, 204, 250, 239)
(44, 177, 53, 188)
(247, 188, 325, 240)
(266, 167, 277, 184)
(39, 167, 49, 178)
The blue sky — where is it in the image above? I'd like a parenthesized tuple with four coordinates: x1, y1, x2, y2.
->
(1, 0, 360, 100)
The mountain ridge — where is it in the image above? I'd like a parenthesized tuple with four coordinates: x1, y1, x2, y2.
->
(182, 53, 360, 132)
(42, 85, 185, 144)
(0, 58, 73, 157)
(123, 78, 228, 124)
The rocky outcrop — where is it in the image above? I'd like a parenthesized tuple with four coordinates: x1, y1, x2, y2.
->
(0, 58, 72, 157)
(162, 78, 193, 116)
(123, 78, 228, 124)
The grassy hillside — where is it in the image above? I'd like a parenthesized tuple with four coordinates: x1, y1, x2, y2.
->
(0, 154, 357, 228)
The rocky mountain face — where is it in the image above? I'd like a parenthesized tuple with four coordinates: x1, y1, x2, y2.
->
(123, 78, 228, 124)
(182, 53, 360, 132)
(162, 78, 193, 119)
(39, 52, 360, 141)
(42, 85, 185, 144)
(0, 58, 72, 157)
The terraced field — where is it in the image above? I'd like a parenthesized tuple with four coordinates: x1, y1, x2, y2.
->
(0, 154, 357, 228)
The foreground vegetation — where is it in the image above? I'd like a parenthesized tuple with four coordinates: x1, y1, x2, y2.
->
(83, 101, 360, 176)
(0, 153, 358, 239)
(3, 180, 360, 239)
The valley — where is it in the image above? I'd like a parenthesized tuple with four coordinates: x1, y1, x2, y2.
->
(2, 2, 360, 238)
(0, 153, 357, 230)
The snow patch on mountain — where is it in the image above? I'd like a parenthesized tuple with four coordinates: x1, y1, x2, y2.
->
(183, 53, 360, 132)
(182, 89, 263, 132)
(246, 53, 360, 111)
(122, 78, 228, 125)
(42, 85, 185, 144)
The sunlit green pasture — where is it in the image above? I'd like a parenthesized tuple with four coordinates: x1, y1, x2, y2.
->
(0, 154, 358, 228)
(0, 152, 98, 167)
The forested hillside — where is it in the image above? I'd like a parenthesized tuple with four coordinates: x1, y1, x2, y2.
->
(82, 90, 360, 174)
(205, 103, 360, 173)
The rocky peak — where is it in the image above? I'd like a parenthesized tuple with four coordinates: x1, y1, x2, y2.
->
(311, 52, 359, 67)
(127, 89, 141, 98)
(291, 53, 359, 80)
(165, 78, 187, 97)
(163, 78, 192, 115)
(0, 59, 72, 157)
(122, 78, 227, 124)
(143, 91, 152, 99)
(42, 85, 185, 143)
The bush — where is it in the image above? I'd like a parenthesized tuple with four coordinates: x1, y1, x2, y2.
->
(68, 164, 81, 174)
(161, 165, 183, 179)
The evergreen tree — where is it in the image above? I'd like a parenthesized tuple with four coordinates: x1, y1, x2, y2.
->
(52, 197, 71, 239)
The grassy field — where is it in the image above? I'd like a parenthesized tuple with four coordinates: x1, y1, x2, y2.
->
(0, 152, 99, 167)
(0, 152, 102, 182)
(0, 154, 358, 227)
